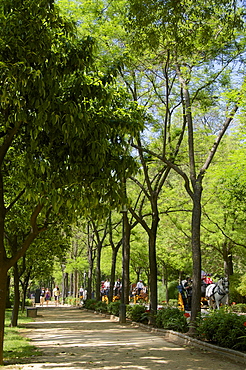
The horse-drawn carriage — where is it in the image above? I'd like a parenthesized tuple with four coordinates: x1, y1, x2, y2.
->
(178, 276, 229, 311)
(130, 283, 149, 304)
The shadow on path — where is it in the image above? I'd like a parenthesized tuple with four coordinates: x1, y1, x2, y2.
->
(5, 306, 245, 370)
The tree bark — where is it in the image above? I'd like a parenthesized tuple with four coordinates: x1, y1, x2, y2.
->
(123, 211, 130, 305)
(87, 244, 94, 300)
(11, 263, 20, 327)
(0, 268, 8, 365)
(5, 274, 11, 309)
(21, 270, 31, 312)
(189, 182, 202, 333)
(109, 246, 120, 302)
(96, 243, 102, 301)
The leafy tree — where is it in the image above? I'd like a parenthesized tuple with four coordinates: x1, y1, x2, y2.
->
(0, 0, 143, 363)
(200, 141, 246, 277)
(126, 0, 244, 330)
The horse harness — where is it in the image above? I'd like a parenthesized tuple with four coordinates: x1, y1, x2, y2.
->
(211, 278, 229, 303)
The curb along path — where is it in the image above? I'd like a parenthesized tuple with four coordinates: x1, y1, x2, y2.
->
(6, 306, 246, 370)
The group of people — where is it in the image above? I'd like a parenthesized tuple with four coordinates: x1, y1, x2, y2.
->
(79, 286, 88, 305)
(39, 286, 60, 306)
(100, 278, 148, 299)
(100, 278, 121, 298)
(180, 272, 214, 310)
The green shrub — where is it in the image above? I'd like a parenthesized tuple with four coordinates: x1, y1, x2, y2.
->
(84, 298, 97, 310)
(230, 303, 246, 313)
(64, 297, 79, 306)
(107, 301, 121, 316)
(167, 281, 180, 300)
(155, 307, 188, 333)
(126, 304, 147, 323)
(196, 311, 246, 351)
(94, 301, 107, 313)
(162, 299, 178, 308)
(25, 298, 33, 307)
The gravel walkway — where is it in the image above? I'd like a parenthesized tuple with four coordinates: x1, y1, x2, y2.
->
(5, 306, 246, 370)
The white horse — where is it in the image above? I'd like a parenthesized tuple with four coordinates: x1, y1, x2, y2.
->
(205, 277, 229, 309)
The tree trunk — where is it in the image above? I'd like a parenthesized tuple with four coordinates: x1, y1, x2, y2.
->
(11, 263, 20, 327)
(189, 182, 202, 333)
(123, 212, 130, 305)
(0, 268, 8, 365)
(74, 269, 78, 299)
(223, 242, 233, 277)
(87, 246, 93, 300)
(163, 265, 169, 303)
(96, 244, 102, 301)
(109, 247, 119, 302)
(149, 230, 158, 319)
(21, 270, 31, 312)
(148, 194, 159, 323)
(5, 274, 11, 309)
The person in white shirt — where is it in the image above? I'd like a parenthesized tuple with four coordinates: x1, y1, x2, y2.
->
(104, 279, 110, 296)
(53, 286, 60, 306)
(136, 280, 144, 295)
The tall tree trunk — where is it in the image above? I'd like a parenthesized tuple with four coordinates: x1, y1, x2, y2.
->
(149, 230, 158, 320)
(0, 268, 8, 365)
(69, 273, 73, 296)
(162, 265, 169, 303)
(123, 213, 130, 305)
(74, 269, 78, 299)
(223, 242, 233, 277)
(189, 182, 202, 333)
(148, 196, 159, 322)
(96, 244, 102, 301)
(6, 274, 11, 309)
(11, 263, 20, 327)
(109, 247, 119, 302)
(87, 245, 93, 300)
(21, 269, 31, 312)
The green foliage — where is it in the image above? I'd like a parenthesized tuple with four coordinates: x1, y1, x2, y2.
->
(227, 304, 246, 314)
(64, 297, 79, 306)
(107, 301, 121, 316)
(84, 299, 97, 310)
(197, 311, 246, 351)
(155, 307, 188, 333)
(25, 299, 33, 307)
(94, 301, 108, 313)
(127, 0, 244, 60)
(236, 273, 246, 297)
(161, 300, 179, 308)
(126, 304, 147, 323)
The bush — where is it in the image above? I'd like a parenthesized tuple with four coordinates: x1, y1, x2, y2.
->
(196, 311, 246, 351)
(84, 298, 97, 310)
(25, 298, 33, 307)
(107, 301, 121, 316)
(64, 297, 79, 306)
(155, 307, 188, 333)
(161, 299, 178, 308)
(229, 303, 246, 313)
(126, 304, 148, 323)
(94, 301, 107, 313)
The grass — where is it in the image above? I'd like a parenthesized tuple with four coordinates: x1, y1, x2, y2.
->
(3, 308, 41, 365)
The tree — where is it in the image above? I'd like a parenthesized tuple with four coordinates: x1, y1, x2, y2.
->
(0, 0, 143, 363)
(126, 0, 244, 329)
(200, 141, 246, 277)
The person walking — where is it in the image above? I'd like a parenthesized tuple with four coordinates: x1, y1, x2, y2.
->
(45, 288, 51, 306)
(53, 286, 60, 306)
(40, 287, 45, 306)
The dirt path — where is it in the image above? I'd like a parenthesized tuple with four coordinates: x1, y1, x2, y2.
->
(5, 306, 246, 370)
